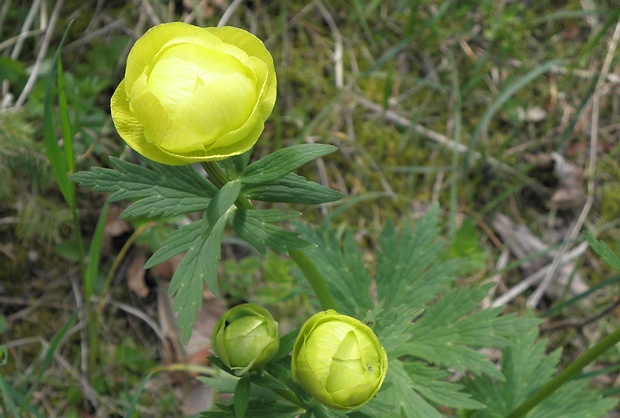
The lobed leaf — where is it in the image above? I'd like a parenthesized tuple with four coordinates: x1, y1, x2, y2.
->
(370, 304, 424, 356)
(241, 144, 338, 185)
(234, 375, 251, 418)
(144, 221, 201, 269)
(295, 223, 374, 317)
(464, 328, 618, 417)
(294, 206, 548, 416)
(244, 172, 344, 205)
(375, 207, 458, 310)
(71, 157, 216, 219)
(230, 210, 311, 255)
(376, 360, 444, 418)
(205, 180, 241, 235)
(406, 362, 485, 410)
(168, 215, 226, 343)
(404, 285, 540, 378)
(585, 232, 620, 271)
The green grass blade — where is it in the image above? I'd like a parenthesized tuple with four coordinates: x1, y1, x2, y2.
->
(0, 373, 21, 418)
(544, 273, 620, 317)
(44, 77, 73, 208)
(462, 60, 561, 173)
(125, 369, 155, 418)
(43, 22, 75, 209)
(576, 363, 620, 381)
(85, 202, 110, 299)
(57, 59, 73, 174)
(577, 8, 620, 66)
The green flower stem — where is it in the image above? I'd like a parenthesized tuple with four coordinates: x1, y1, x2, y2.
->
(202, 161, 230, 188)
(202, 161, 254, 211)
(202, 160, 336, 311)
(288, 250, 336, 311)
(506, 327, 620, 418)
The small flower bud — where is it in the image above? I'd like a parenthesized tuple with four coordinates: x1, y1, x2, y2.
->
(212, 304, 279, 376)
(291, 310, 388, 410)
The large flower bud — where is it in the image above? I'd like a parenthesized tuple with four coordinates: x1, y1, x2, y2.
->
(111, 22, 277, 165)
(212, 304, 279, 376)
(291, 310, 388, 410)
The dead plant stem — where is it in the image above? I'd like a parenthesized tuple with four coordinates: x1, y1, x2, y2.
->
(527, 19, 620, 307)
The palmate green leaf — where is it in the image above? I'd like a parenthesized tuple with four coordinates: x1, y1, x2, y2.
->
(204, 180, 241, 235)
(375, 206, 460, 310)
(403, 284, 540, 379)
(295, 223, 374, 317)
(376, 360, 444, 418)
(352, 399, 400, 418)
(241, 144, 338, 185)
(295, 206, 550, 417)
(369, 304, 424, 355)
(144, 181, 240, 270)
(464, 328, 618, 418)
(310, 404, 348, 418)
(71, 157, 217, 219)
(144, 221, 201, 269)
(585, 232, 620, 271)
(230, 210, 312, 255)
(168, 215, 226, 344)
(244, 172, 344, 205)
(406, 362, 485, 410)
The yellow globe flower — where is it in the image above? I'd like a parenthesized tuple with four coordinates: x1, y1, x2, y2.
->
(291, 310, 388, 410)
(111, 22, 277, 165)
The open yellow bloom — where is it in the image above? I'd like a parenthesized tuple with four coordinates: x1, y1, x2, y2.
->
(111, 22, 277, 165)
(291, 310, 388, 410)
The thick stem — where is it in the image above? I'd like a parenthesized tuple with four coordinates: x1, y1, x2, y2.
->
(506, 327, 620, 418)
(202, 161, 230, 188)
(204, 160, 336, 311)
(289, 250, 336, 311)
(202, 161, 254, 210)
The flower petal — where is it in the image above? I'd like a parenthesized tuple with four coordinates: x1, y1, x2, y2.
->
(111, 80, 187, 165)
(111, 80, 144, 147)
(175, 71, 256, 143)
(125, 23, 218, 92)
(129, 73, 207, 154)
(207, 27, 276, 120)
